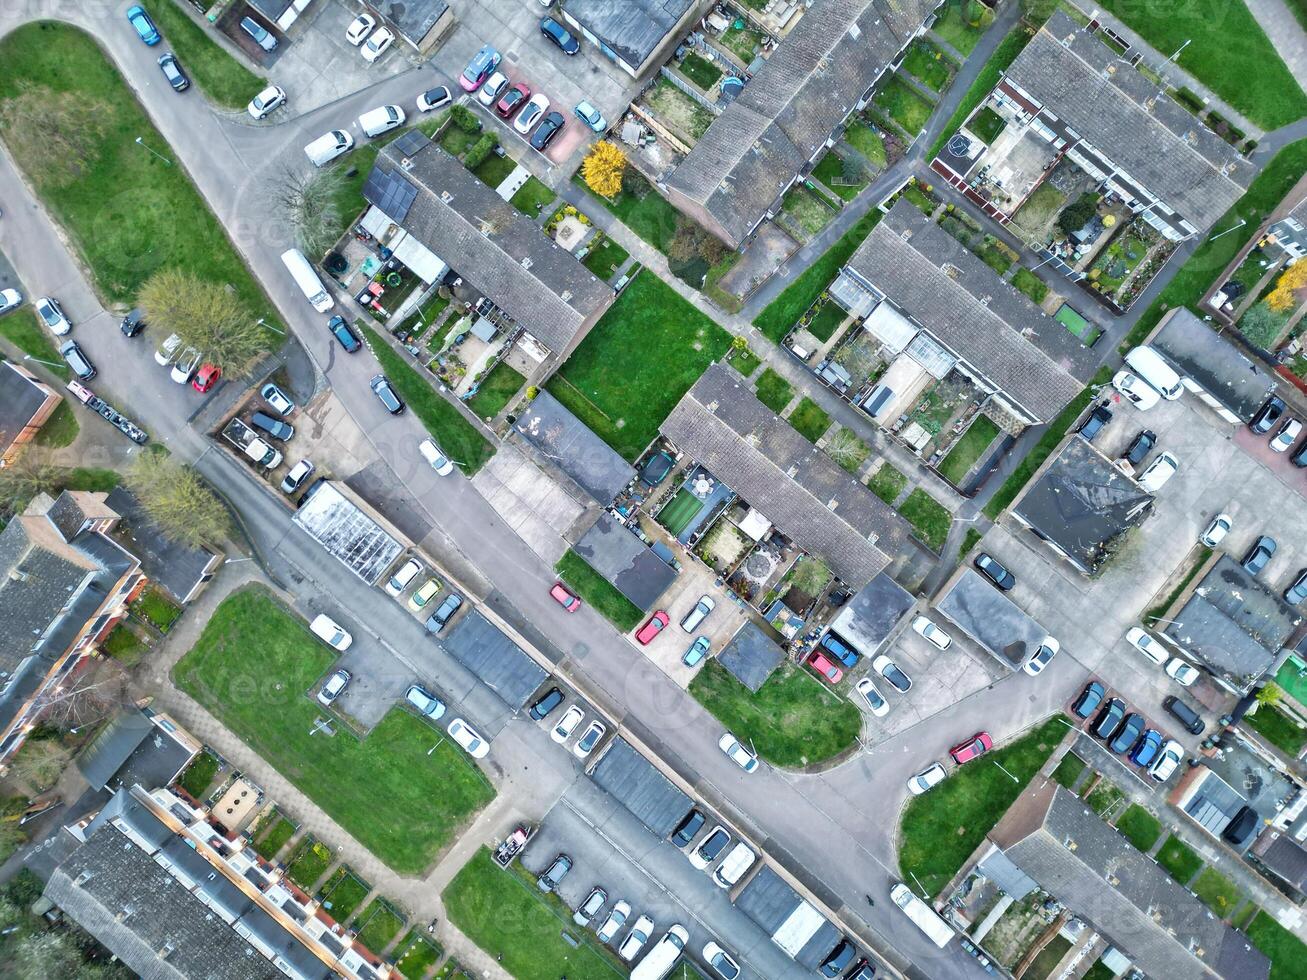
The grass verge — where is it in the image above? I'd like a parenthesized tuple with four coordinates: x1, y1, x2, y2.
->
(1248, 910, 1307, 980)
(1244, 705, 1307, 757)
(32, 401, 79, 449)
(1155, 834, 1202, 885)
(898, 489, 951, 551)
(928, 27, 1031, 160)
(144, 1, 264, 110)
(0, 310, 70, 380)
(1145, 546, 1213, 620)
(555, 550, 644, 632)
(1114, 803, 1162, 852)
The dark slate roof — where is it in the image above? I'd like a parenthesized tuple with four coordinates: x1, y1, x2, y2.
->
(564, 0, 696, 69)
(513, 391, 636, 503)
(844, 200, 1095, 421)
(440, 610, 549, 709)
(78, 708, 196, 793)
(934, 568, 1048, 668)
(717, 621, 786, 692)
(991, 782, 1269, 980)
(1004, 12, 1252, 232)
(1011, 437, 1153, 572)
(828, 571, 915, 654)
(660, 363, 905, 589)
(666, 0, 936, 246)
(1167, 556, 1301, 691)
(105, 487, 217, 602)
(588, 736, 693, 837)
(78, 710, 157, 791)
(378, 0, 450, 44)
(291, 481, 404, 586)
(365, 137, 613, 354)
(734, 865, 841, 968)
(1252, 832, 1307, 893)
(573, 513, 678, 610)
(1151, 309, 1275, 420)
(0, 506, 93, 673)
(0, 361, 54, 454)
(246, 0, 294, 20)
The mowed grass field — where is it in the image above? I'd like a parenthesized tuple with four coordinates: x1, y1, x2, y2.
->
(172, 587, 495, 873)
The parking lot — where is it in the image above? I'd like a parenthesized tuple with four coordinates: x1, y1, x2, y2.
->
(637, 560, 754, 687)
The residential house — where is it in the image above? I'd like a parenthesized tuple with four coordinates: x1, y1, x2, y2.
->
(1263, 192, 1307, 265)
(0, 491, 145, 769)
(77, 707, 201, 795)
(362, 132, 614, 381)
(104, 486, 222, 604)
(560, 0, 707, 78)
(664, 0, 939, 249)
(1147, 308, 1276, 424)
(359, 0, 454, 54)
(0, 360, 61, 466)
(1251, 830, 1307, 902)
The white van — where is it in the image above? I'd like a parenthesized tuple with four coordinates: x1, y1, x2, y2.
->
(280, 249, 334, 313)
(1124, 346, 1183, 400)
(244, 437, 282, 470)
(303, 129, 354, 167)
(358, 104, 406, 138)
(630, 924, 688, 980)
(711, 841, 756, 889)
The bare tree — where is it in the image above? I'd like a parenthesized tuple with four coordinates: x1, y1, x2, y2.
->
(137, 269, 269, 372)
(5, 741, 72, 794)
(31, 660, 132, 733)
(275, 164, 349, 257)
(125, 451, 230, 549)
(823, 428, 870, 474)
(0, 450, 59, 520)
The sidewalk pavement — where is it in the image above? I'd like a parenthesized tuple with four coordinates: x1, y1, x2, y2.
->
(1246, 0, 1307, 88)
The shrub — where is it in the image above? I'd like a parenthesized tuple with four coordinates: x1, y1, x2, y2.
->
(463, 135, 497, 169)
(581, 141, 626, 198)
(449, 103, 480, 133)
(1239, 301, 1290, 349)
(1058, 192, 1098, 234)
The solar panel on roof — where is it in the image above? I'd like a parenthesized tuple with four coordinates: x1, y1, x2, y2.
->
(393, 129, 431, 158)
(361, 167, 417, 223)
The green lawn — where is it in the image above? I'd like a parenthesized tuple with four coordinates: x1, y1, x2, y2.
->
(357, 322, 494, 475)
(287, 837, 333, 891)
(874, 77, 934, 135)
(679, 53, 722, 90)
(0, 310, 70, 380)
(581, 237, 630, 281)
(319, 866, 371, 922)
(866, 463, 907, 505)
(172, 587, 496, 873)
(1248, 910, 1307, 980)
(177, 751, 219, 800)
(899, 717, 1068, 897)
(1244, 705, 1307, 757)
(754, 211, 883, 342)
(132, 586, 183, 633)
(547, 271, 729, 460)
(968, 105, 1006, 144)
(961, 527, 983, 556)
(902, 39, 954, 92)
(143, 2, 264, 110)
(755, 368, 795, 412)
(444, 848, 620, 980)
(938, 415, 1000, 485)
(781, 185, 835, 240)
(928, 27, 1030, 159)
(1114, 803, 1162, 852)
(1085, 778, 1125, 817)
(555, 550, 644, 632)
(786, 397, 832, 442)
(844, 123, 887, 168)
(1093, 0, 1306, 130)
(1082, 960, 1115, 980)
(0, 23, 281, 336)
(1024, 935, 1072, 980)
(472, 150, 516, 190)
(689, 661, 862, 767)
(811, 151, 867, 202)
(254, 815, 296, 860)
(1155, 834, 1202, 885)
(931, 0, 986, 55)
(578, 170, 680, 255)
(977, 239, 1015, 275)
(395, 932, 444, 978)
(32, 401, 78, 448)
(467, 361, 525, 420)
(101, 623, 145, 666)
(727, 345, 761, 377)
(509, 175, 557, 216)
(356, 899, 406, 954)
(1012, 267, 1049, 304)
(1192, 866, 1243, 919)
(898, 488, 951, 551)
(1050, 753, 1085, 790)
(805, 302, 848, 342)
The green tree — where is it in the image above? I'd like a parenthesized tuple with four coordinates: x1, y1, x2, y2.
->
(276, 165, 349, 257)
(126, 450, 231, 549)
(137, 269, 268, 372)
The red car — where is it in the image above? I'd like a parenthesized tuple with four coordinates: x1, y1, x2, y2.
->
(949, 732, 993, 765)
(635, 611, 669, 645)
(806, 650, 844, 685)
(550, 582, 581, 612)
(496, 82, 530, 119)
(192, 363, 221, 393)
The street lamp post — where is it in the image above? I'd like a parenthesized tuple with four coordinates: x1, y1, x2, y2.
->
(134, 136, 172, 166)
(1208, 218, 1247, 243)
(993, 760, 1019, 784)
(24, 354, 63, 370)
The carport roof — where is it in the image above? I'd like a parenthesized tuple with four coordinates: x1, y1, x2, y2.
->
(934, 568, 1049, 668)
(573, 513, 678, 611)
(292, 481, 404, 586)
(563, 0, 696, 70)
(588, 737, 692, 838)
(1150, 308, 1275, 422)
(440, 611, 549, 709)
(378, 0, 451, 46)
(734, 865, 841, 967)
(829, 572, 915, 655)
(513, 391, 636, 503)
(77, 709, 195, 793)
(717, 621, 786, 692)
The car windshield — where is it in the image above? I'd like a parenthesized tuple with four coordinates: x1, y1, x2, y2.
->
(886, 664, 908, 687)
(865, 687, 884, 707)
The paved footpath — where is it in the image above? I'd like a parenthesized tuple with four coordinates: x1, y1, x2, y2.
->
(1246, 0, 1307, 86)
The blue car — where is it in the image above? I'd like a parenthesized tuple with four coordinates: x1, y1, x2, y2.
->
(682, 636, 711, 667)
(327, 315, 361, 353)
(1130, 729, 1164, 768)
(819, 630, 859, 668)
(127, 5, 161, 45)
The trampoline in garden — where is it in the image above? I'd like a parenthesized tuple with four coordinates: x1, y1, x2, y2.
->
(657, 487, 703, 536)
(1055, 303, 1102, 346)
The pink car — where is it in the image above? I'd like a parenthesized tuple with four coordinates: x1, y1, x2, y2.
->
(950, 732, 993, 765)
(806, 651, 844, 685)
(550, 582, 581, 612)
(636, 611, 669, 645)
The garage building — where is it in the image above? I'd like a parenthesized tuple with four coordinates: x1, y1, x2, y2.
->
(588, 737, 692, 838)
(441, 611, 549, 709)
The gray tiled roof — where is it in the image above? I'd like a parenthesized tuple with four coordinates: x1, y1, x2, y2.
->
(717, 621, 786, 691)
(565, 0, 696, 69)
(106, 486, 218, 602)
(366, 136, 612, 354)
(1150, 309, 1275, 420)
(1004, 12, 1252, 231)
(0, 361, 54, 454)
(993, 782, 1269, 980)
(573, 513, 678, 610)
(660, 363, 905, 589)
(667, 0, 936, 246)
(846, 200, 1095, 421)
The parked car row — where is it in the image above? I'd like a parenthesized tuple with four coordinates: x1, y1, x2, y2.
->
(402, 682, 488, 757)
(530, 687, 608, 760)
(1070, 680, 1186, 780)
(1247, 396, 1307, 467)
(383, 554, 465, 633)
(907, 730, 993, 796)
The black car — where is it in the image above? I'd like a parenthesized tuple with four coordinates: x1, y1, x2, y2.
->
(425, 593, 463, 634)
(529, 687, 564, 721)
(1077, 403, 1112, 442)
(974, 553, 1015, 591)
(640, 450, 675, 486)
(328, 315, 361, 352)
(1222, 805, 1259, 848)
(1071, 680, 1106, 720)
(250, 411, 294, 442)
(530, 111, 565, 152)
(1292, 438, 1307, 468)
(1250, 395, 1286, 434)
(158, 53, 189, 92)
(1285, 569, 1307, 606)
(844, 962, 875, 980)
(1163, 694, 1205, 735)
(1121, 429, 1157, 467)
(693, 826, 730, 864)
(370, 374, 405, 415)
(1241, 535, 1276, 576)
(540, 16, 579, 54)
(120, 308, 146, 337)
(671, 809, 705, 847)
(1091, 697, 1126, 741)
(819, 940, 856, 979)
(1107, 712, 1145, 755)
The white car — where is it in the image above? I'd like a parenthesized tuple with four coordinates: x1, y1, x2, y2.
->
(1149, 739, 1184, 782)
(854, 677, 889, 718)
(247, 84, 285, 120)
(1137, 451, 1178, 492)
(345, 12, 375, 45)
(703, 941, 741, 980)
(361, 25, 394, 63)
(280, 458, 315, 494)
(550, 705, 584, 743)
(309, 614, 352, 651)
(408, 578, 442, 611)
(1271, 417, 1303, 453)
(317, 668, 351, 706)
(261, 382, 294, 415)
(908, 763, 947, 795)
(1201, 513, 1231, 547)
(573, 720, 606, 759)
(617, 915, 653, 962)
(170, 346, 202, 384)
(596, 900, 630, 944)
(153, 332, 182, 366)
(304, 129, 354, 167)
(35, 296, 71, 335)
(911, 615, 951, 651)
(447, 717, 489, 758)
(1166, 657, 1200, 686)
(1112, 370, 1161, 411)
(358, 104, 406, 138)
(1023, 637, 1060, 677)
(514, 92, 550, 134)
(718, 731, 758, 773)
(417, 85, 453, 113)
(1125, 626, 1169, 666)
(419, 438, 455, 476)
(384, 557, 423, 597)
(477, 71, 508, 107)
(405, 684, 446, 719)
(0, 288, 24, 315)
